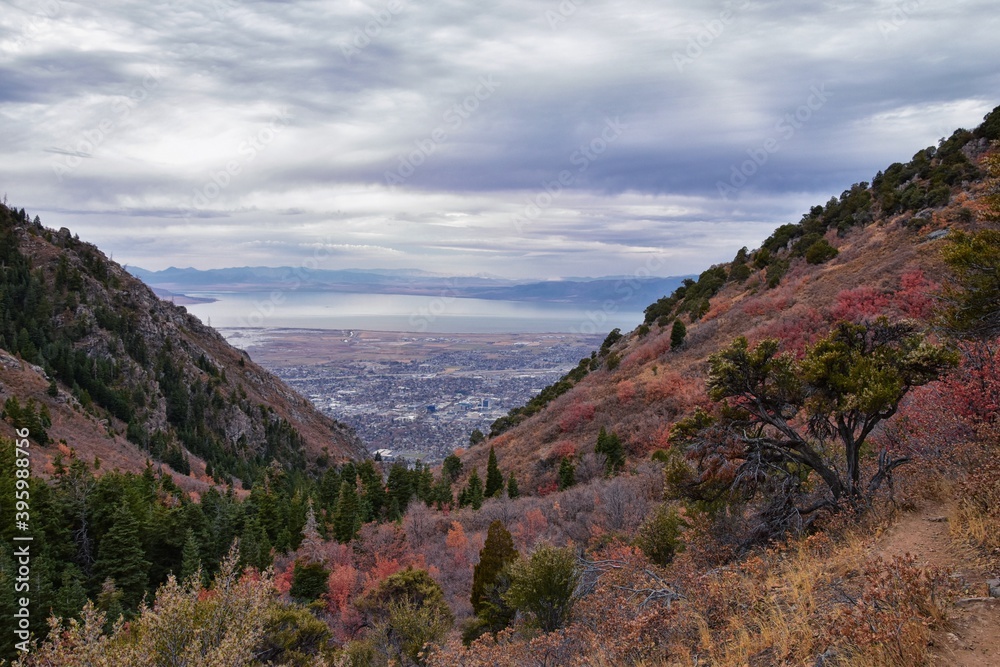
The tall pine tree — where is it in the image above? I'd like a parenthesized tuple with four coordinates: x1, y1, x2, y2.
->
(506, 473, 520, 499)
(93, 506, 150, 614)
(333, 480, 360, 543)
(485, 446, 504, 498)
(179, 528, 202, 583)
(466, 468, 484, 510)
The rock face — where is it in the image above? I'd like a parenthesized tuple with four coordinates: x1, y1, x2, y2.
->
(0, 205, 365, 489)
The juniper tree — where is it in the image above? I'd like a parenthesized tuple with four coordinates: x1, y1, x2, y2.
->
(504, 545, 578, 633)
(674, 318, 958, 523)
(595, 427, 625, 476)
(558, 457, 575, 490)
(670, 318, 687, 350)
(467, 520, 519, 643)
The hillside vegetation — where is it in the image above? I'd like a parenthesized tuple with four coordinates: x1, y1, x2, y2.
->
(3, 106, 1000, 666)
(0, 205, 364, 487)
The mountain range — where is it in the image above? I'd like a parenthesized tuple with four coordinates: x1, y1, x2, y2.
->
(127, 265, 692, 308)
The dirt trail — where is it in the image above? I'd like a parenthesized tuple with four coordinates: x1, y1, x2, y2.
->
(877, 504, 1000, 667)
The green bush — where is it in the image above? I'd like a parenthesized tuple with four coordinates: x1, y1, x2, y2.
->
(504, 545, 579, 632)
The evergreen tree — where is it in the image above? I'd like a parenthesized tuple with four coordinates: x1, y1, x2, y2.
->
(93, 506, 150, 614)
(443, 453, 463, 482)
(432, 474, 453, 510)
(485, 446, 504, 498)
(239, 512, 273, 571)
(466, 468, 484, 510)
(636, 503, 687, 567)
(504, 545, 579, 633)
(595, 426, 625, 476)
(506, 473, 520, 499)
(467, 521, 519, 642)
(670, 318, 687, 349)
(558, 457, 575, 491)
(95, 578, 125, 633)
(386, 462, 413, 517)
(289, 560, 330, 602)
(179, 528, 202, 583)
(358, 460, 386, 519)
(53, 564, 88, 623)
(333, 480, 360, 543)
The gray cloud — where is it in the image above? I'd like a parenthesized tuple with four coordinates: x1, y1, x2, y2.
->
(0, 0, 997, 278)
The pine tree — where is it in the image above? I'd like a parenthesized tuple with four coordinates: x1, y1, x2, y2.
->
(239, 512, 273, 571)
(333, 480, 360, 543)
(469, 521, 519, 641)
(595, 426, 625, 476)
(443, 453, 463, 482)
(670, 318, 687, 349)
(466, 468, 484, 510)
(93, 507, 150, 614)
(386, 462, 413, 517)
(485, 446, 504, 498)
(179, 528, 202, 583)
(558, 457, 575, 491)
(53, 564, 88, 622)
(506, 473, 520, 499)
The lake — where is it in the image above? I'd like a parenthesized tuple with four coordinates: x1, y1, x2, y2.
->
(182, 290, 646, 334)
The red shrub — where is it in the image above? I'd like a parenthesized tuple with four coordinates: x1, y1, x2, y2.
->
(830, 286, 890, 322)
(616, 379, 637, 405)
(892, 270, 939, 322)
(559, 401, 596, 432)
(551, 439, 578, 460)
(747, 307, 827, 357)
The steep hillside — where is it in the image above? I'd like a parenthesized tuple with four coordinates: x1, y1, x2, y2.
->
(464, 105, 1000, 494)
(0, 205, 365, 490)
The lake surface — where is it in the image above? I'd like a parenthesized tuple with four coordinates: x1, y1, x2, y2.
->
(183, 290, 645, 334)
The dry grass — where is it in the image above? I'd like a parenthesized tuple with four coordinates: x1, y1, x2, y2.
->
(949, 427, 1000, 569)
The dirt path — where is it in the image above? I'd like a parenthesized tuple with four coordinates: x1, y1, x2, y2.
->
(878, 505, 1000, 667)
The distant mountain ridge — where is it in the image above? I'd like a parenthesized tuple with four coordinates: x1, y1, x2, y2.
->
(128, 265, 693, 308)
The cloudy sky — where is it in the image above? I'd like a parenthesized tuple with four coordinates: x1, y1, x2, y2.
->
(1, 0, 997, 279)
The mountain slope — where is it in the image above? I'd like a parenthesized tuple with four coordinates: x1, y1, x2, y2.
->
(462, 105, 1000, 494)
(0, 206, 365, 490)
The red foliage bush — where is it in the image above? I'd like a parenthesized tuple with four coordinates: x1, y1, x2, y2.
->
(746, 307, 828, 357)
(644, 371, 706, 415)
(622, 333, 672, 369)
(617, 379, 637, 405)
(830, 286, 890, 322)
(892, 270, 938, 321)
(536, 479, 559, 497)
(558, 400, 596, 432)
(513, 507, 548, 550)
(550, 439, 578, 460)
(740, 292, 794, 318)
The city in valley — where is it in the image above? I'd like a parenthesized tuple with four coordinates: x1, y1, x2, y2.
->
(221, 328, 604, 462)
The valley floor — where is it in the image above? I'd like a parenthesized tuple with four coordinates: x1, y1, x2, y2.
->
(220, 328, 603, 461)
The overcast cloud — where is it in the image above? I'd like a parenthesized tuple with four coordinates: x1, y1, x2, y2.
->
(1, 0, 997, 278)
